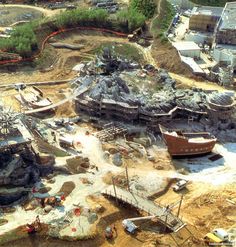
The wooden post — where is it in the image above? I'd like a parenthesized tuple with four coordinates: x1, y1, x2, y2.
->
(112, 176, 118, 204)
(164, 213, 168, 232)
(125, 166, 130, 191)
(177, 194, 184, 218)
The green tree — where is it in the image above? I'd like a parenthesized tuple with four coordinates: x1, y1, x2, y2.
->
(117, 8, 146, 31)
(130, 0, 156, 18)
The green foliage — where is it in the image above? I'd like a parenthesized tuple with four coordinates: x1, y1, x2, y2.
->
(0, 7, 146, 58)
(191, 0, 234, 6)
(130, 0, 156, 18)
(151, 0, 175, 39)
(93, 42, 144, 63)
(0, 24, 37, 58)
(55, 8, 109, 28)
(117, 8, 146, 31)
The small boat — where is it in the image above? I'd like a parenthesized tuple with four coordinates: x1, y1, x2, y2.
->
(159, 124, 217, 157)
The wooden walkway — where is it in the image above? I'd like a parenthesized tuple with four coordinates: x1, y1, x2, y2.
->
(102, 185, 186, 232)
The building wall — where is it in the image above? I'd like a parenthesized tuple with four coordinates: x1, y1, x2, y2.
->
(179, 49, 200, 58)
(213, 47, 236, 69)
(189, 14, 220, 32)
(215, 30, 236, 45)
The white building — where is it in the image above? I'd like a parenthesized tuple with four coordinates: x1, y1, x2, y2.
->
(173, 41, 201, 58)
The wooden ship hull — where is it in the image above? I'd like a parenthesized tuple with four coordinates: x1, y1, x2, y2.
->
(159, 125, 217, 157)
(15, 86, 55, 114)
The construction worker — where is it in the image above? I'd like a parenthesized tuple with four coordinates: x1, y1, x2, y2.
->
(26, 223, 36, 234)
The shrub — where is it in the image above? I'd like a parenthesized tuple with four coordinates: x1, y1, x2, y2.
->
(55, 8, 109, 28)
(117, 8, 146, 31)
(130, 0, 156, 18)
(0, 24, 37, 58)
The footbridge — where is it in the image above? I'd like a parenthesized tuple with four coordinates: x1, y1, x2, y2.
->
(24, 86, 89, 115)
(102, 185, 186, 232)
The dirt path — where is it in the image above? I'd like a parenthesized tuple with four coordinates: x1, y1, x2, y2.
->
(150, 0, 162, 32)
(170, 72, 230, 92)
(2, 4, 61, 18)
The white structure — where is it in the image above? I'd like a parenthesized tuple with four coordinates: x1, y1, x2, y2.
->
(214, 2, 236, 45)
(213, 45, 236, 70)
(185, 31, 211, 45)
(212, 2, 236, 69)
(173, 41, 201, 58)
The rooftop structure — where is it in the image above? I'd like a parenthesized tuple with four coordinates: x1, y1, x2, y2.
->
(173, 41, 201, 58)
(217, 2, 236, 31)
(207, 92, 235, 128)
(189, 6, 223, 32)
(0, 112, 33, 151)
(215, 2, 236, 45)
(191, 6, 223, 17)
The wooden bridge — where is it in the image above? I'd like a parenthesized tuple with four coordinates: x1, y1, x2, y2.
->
(24, 87, 89, 115)
(102, 185, 186, 232)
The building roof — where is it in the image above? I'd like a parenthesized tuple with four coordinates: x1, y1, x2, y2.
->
(209, 92, 234, 106)
(218, 1, 236, 30)
(173, 41, 201, 51)
(191, 6, 223, 17)
(0, 119, 33, 150)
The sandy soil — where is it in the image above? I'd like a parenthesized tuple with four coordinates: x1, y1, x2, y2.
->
(0, 23, 231, 96)
(170, 72, 230, 91)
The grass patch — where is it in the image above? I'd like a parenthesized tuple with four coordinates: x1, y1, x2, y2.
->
(151, 0, 175, 39)
(92, 42, 145, 63)
(34, 46, 56, 69)
(0, 7, 146, 59)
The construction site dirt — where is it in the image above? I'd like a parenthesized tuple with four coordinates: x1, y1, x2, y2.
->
(0, 16, 236, 247)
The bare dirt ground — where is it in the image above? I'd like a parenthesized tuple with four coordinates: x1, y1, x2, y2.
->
(0, 29, 230, 96)
(0, 4, 62, 19)
(0, 10, 235, 246)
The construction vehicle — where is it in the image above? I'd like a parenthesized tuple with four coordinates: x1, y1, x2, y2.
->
(172, 180, 188, 192)
(128, 27, 151, 47)
(204, 233, 223, 245)
(122, 216, 156, 234)
(212, 228, 229, 242)
(128, 27, 143, 42)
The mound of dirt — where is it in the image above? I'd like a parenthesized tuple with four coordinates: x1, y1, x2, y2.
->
(55, 102, 76, 118)
(102, 171, 128, 188)
(183, 187, 236, 234)
(66, 156, 90, 174)
(151, 39, 194, 77)
(58, 181, 75, 197)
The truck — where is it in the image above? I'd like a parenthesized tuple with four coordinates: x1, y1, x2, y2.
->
(172, 180, 188, 192)
(212, 228, 229, 242)
(122, 216, 156, 234)
(204, 233, 223, 245)
(204, 228, 230, 246)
